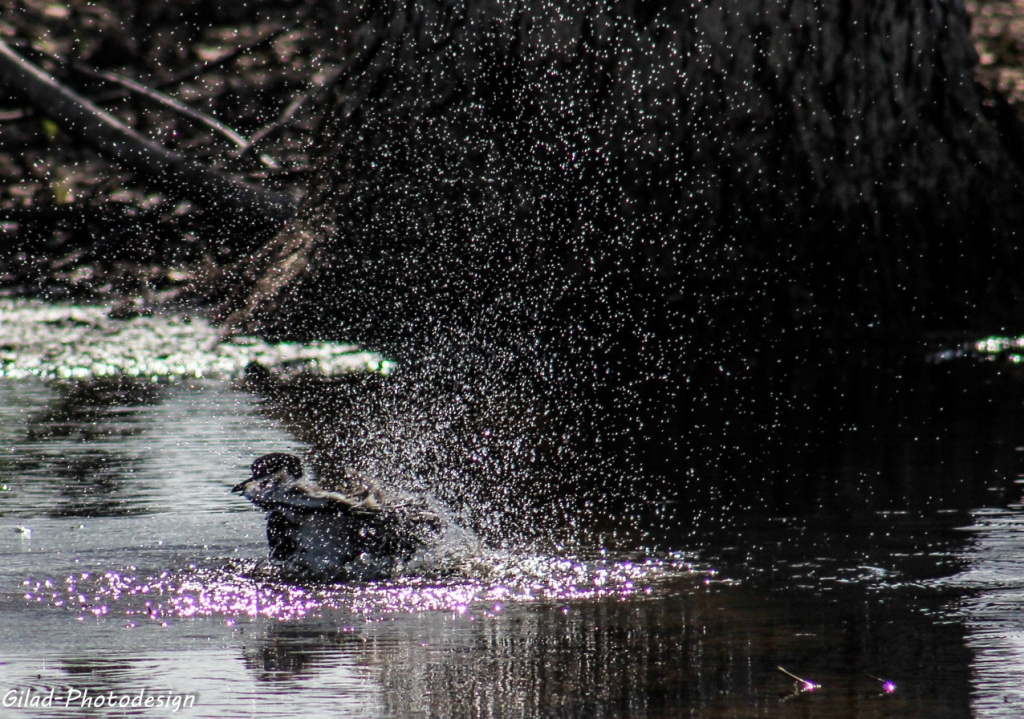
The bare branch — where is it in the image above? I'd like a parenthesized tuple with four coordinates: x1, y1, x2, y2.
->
(72, 64, 252, 150)
(0, 39, 297, 226)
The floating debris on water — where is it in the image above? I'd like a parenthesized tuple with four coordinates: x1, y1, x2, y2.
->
(777, 665, 820, 697)
(0, 300, 394, 381)
(866, 673, 897, 694)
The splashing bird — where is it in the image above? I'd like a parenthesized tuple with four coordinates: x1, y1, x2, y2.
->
(233, 453, 448, 582)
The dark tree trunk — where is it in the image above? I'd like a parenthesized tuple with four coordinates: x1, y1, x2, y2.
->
(221, 0, 1024, 531)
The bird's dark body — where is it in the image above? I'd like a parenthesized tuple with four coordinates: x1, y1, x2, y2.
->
(233, 453, 446, 582)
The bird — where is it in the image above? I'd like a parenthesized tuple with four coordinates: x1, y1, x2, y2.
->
(232, 452, 448, 582)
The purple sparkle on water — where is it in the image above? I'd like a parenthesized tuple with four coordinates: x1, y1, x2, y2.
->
(23, 553, 707, 622)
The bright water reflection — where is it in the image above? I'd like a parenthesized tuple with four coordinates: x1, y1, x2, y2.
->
(946, 509, 1024, 718)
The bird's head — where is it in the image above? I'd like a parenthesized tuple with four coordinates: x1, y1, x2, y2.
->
(232, 452, 304, 505)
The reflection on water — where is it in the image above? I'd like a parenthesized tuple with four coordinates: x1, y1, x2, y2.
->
(946, 510, 1024, 718)
(7, 380, 156, 517)
(0, 378, 305, 518)
(4, 306, 1024, 716)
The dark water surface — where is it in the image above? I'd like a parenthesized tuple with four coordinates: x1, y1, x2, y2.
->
(2, 306, 1024, 717)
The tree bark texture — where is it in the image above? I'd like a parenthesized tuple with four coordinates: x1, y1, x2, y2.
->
(229, 0, 1024, 361)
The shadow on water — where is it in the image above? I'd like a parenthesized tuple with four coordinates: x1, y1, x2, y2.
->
(240, 620, 368, 682)
(3, 312, 1024, 716)
(0, 377, 305, 519)
(10, 379, 161, 517)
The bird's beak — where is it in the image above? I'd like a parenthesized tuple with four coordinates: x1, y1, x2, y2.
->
(231, 478, 253, 493)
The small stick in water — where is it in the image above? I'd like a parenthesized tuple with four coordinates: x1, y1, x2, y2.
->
(777, 666, 820, 692)
(866, 673, 897, 694)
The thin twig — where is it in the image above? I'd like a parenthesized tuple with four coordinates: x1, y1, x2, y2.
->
(72, 64, 251, 150)
(238, 65, 344, 155)
(248, 166, 314, 179)
(776, 666, 818, 689)
(865, 673, 897, 693)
